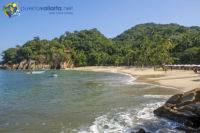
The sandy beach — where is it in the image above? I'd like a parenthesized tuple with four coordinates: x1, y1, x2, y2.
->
(69, 66, 200, 92)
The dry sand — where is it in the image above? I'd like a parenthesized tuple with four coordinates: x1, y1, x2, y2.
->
(67, 66, 200, 92)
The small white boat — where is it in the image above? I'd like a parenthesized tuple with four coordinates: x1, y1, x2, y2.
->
(31, 71, 45, 74)
(51, 73, 58, 77)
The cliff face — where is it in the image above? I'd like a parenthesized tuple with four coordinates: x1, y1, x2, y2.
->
(2, 60, 73, 70)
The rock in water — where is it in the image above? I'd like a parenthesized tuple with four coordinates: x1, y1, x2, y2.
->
(176, 126, 200, 133)
(154, 88, 200, 129)
(131, 128, 151, 133)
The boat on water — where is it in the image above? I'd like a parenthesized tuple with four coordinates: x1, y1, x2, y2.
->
(31, 71, 45, 74)
(24, 71, 45, 74)
(51, 73, 58, 77)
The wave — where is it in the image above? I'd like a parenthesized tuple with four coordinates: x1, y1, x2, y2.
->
(117, 72, 136, 85)
(77, 102, 182, 133)
(143, 95, 172, 99)
(105, 71, 138, 85)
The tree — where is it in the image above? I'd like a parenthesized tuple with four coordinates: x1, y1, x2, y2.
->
(2, 48, 18, 64)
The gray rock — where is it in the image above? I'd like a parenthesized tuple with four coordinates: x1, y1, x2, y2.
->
(154, 88, 200, 129)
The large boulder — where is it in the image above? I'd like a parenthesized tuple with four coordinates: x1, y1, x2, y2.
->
(154, 88, 200, 129)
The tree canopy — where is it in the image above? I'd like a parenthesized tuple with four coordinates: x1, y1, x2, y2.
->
(2, 23, 200, 67)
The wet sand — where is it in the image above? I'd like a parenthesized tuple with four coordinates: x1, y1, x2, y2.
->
(68, 66, 200, 92)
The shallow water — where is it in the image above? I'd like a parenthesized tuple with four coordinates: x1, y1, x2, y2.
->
(0, 70, 183, 133)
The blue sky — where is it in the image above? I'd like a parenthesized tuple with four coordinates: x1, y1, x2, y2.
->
(1, 0, 200, 55)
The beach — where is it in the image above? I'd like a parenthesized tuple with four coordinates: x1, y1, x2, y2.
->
(70, 66, 200, 92)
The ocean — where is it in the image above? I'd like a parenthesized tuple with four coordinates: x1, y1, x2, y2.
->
(0, 70, 183, 133)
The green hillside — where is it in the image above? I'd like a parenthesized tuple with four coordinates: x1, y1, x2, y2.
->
(2, 23, 200, 68)
(114, 23, 200, 64)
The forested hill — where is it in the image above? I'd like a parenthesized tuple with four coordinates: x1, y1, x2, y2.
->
(113, 23, 200, 64)
(2, 23, 200, 69)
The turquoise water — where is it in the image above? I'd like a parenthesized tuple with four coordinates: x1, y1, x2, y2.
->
(0, 70, 182, 133)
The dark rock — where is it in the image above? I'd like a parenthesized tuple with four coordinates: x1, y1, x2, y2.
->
(176, 126, 200, 133)
(154, 88, 200, 129)
(131, 128, 151, 133)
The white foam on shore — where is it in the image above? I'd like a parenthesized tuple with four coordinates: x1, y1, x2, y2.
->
(104, 71, 181, 91)
(104, 71, 138, 85)
(78, 113, 132, 133)
(136, 102, 164, 120)
(77, 101, 181, 133)
(117, 72, 136, 85)
(143, 95, 172, 99)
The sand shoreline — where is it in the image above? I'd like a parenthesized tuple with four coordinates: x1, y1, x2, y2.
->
(67, 66, 200, 92)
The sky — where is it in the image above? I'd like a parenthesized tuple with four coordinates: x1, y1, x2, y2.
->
(1, 0, 200, 56)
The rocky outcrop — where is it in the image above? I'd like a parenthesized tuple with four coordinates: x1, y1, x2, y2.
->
(18, 60, 28, 69)
(11, 64, 19, 69)
(27, 60, 36, 69)
(60, 61, 68, 69)
(154, 88, 200, 131)
(1, 60, 73, 70)
(60, 61, 73, 69)
(176, 126, 200, 133)
(0, 64, 9, 69)
(34, 63, 51, 69)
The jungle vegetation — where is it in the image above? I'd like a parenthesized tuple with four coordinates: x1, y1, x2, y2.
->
(2, 23, 200, 67)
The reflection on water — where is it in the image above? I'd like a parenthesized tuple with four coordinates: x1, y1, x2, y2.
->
(0, 70, 181, 133)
